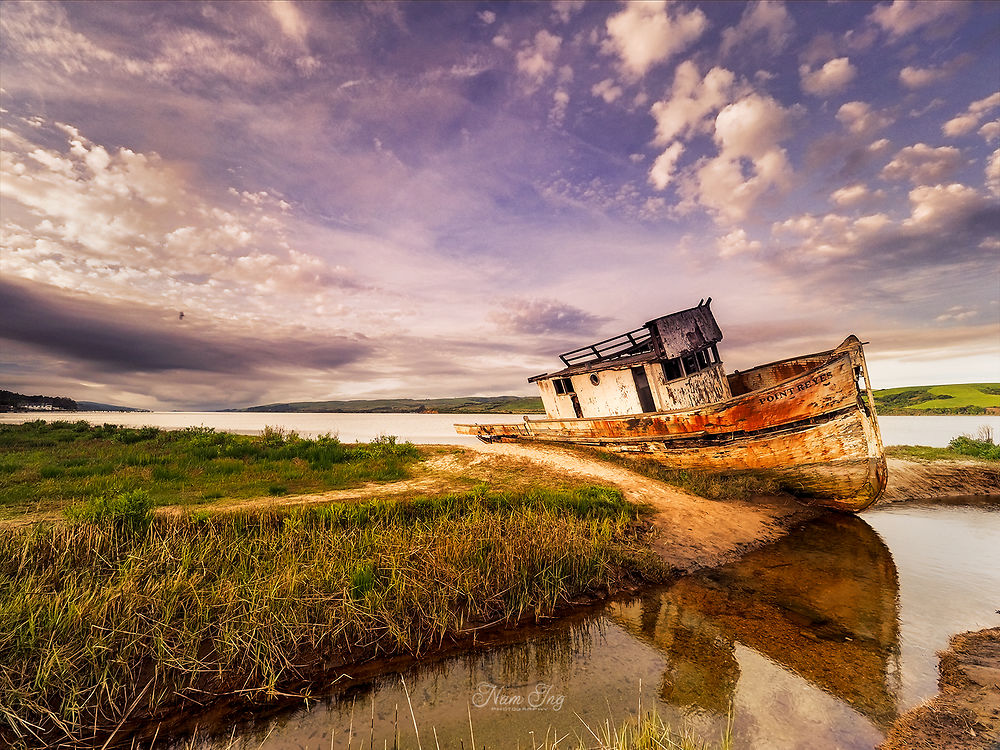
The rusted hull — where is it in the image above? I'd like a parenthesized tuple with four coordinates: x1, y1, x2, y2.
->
(456, 336, 887, 512)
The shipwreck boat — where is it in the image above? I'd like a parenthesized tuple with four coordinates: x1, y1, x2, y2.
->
(455, 299, 887, 512)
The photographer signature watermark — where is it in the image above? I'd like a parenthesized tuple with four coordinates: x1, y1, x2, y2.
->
(471, 682, 566, 711)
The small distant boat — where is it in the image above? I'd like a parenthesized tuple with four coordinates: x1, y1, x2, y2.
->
(456, 300, 886, 512)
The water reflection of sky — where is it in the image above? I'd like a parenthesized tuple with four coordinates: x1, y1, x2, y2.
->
(186, 505, 999, 750)
(862, 504, 1000, 710)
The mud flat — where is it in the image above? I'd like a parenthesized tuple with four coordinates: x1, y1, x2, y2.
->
(882, 457, 1000, 504)
(880, 627, 1000, 750)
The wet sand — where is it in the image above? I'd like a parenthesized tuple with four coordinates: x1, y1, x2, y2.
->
(882, 457, 1000, 504)
(880, 627, 1000, 750)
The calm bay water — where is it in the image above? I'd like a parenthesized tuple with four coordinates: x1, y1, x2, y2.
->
(3, 412, 998, 447)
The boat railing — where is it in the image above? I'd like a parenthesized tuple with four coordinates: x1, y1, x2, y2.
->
(559, 325, 653, 366)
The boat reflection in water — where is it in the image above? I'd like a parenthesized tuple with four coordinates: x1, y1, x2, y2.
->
(611, 513, 901, 735)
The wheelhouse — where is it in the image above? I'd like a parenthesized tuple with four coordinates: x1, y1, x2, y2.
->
(529, 299, 730, 420)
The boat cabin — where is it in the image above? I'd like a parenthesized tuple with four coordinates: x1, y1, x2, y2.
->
(528, 299, 731, 419)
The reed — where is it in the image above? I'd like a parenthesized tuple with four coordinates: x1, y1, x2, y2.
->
(0, 486, 664, 747)
(535, 710, 733, 750)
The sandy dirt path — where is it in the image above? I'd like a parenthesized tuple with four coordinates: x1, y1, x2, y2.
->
(469, 442, 817, 571)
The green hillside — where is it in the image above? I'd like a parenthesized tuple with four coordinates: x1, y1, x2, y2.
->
(873, 383, 1000, 415)
(232, 395, 545, 414)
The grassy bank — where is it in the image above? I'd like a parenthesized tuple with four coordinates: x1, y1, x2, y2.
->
(0, 421, 420, 520)
(0, 486, 663, 747)
(886, 427, 999, 462)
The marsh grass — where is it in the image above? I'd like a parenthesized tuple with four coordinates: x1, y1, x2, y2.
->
(885, 445, 957, 461)
(543, 710, 733, 750)
(0, 421, 420, 518)
(0, 486, 663, 747)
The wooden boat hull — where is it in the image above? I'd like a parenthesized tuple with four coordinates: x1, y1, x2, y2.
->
(456, 336, 887, 512)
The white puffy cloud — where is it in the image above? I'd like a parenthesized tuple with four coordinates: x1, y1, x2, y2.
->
(478, 10, 496, 24)
(690, 94, 796, 223)
(799, 57, 856, 97)
(601, 0, 707, 80)
(717, 228, 762, 258)
(869, 0, 969, 41)
(980, 121, 1000, 142)
(899, 64, 946, 89)
(714, 94, 793, 159)
(772, 209, 896, 258)
(942, 92, 1000, 137)
(648, 142, 685, 190)
(836, 101, 893, 135)
(880, 143, 965, 185)
(904, 183, 986, 229)
(515, 29, 562, 90)
(720, 1, 794, 57)
(830, 184, 869, 207)
(591, 78, 623, 104)
(646, 63, 737, 192)
(986, 149, 1000, 197)
(649, 62, 736, 146)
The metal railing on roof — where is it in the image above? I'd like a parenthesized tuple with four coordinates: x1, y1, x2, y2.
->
(558, 325, 653, 367)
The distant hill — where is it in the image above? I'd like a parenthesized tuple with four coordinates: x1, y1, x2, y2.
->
(873, 383, 1000, 415)
(1, 389, 77, 412)
(230, 396, 545, 414)
(77, 401, 150, 412)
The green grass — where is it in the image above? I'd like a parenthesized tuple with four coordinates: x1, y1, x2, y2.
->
(886, 425, 999, 462)
(0, 421, 421, 519)
(874, 383, 1000, 414)
(0, 486, 663, 747)
(885, 445, 958, 461)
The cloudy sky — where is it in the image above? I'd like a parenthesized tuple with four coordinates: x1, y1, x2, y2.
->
(1, 0, 998, 410)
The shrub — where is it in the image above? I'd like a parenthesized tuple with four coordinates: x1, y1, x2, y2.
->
(65, 489, 153, 529)
(948, 426, 999, 461)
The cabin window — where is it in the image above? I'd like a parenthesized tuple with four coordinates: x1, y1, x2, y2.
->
(682, 353, 699, 376)
(662, 358, 683, 381)
(589, 373, 600, 386)
(696, 349, 710, 369)
(552, 377, 574, 395)
(710, 344, 720, 363)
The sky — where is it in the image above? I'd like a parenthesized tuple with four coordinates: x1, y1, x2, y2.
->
(1, 0, 998, 410)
